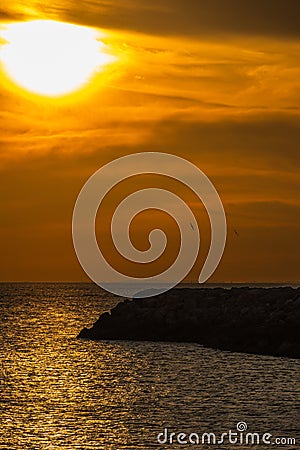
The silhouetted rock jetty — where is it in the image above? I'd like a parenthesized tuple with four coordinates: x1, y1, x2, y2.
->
(78, 287, 300, 358)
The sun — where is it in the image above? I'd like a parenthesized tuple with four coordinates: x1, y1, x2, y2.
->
(0, 20, 115, 97)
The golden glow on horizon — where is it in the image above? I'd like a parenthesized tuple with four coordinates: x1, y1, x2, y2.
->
(0, 20, 116, 97)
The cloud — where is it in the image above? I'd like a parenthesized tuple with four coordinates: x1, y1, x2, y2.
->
(134, 114, 300, 174)
(0, 7, 24, 22)
(51, 0, 300, 39)
(2, 1, 300, 39)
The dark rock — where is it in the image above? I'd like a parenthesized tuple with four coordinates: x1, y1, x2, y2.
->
(77, 287, 300, 359)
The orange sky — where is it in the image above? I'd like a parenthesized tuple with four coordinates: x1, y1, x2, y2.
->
(0, 1, 299, 282)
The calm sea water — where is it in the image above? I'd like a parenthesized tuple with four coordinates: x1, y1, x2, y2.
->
(0, 283, 299, 449)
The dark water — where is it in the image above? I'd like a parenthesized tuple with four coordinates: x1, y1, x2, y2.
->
(0, 283, 299, 449)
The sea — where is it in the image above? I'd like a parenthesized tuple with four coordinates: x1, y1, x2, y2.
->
(0, 283, 299, 449)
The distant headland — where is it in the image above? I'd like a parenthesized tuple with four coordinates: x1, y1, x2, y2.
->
(78, 287, 300, 359)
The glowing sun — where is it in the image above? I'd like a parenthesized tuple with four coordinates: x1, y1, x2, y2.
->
(0, 20, 115, 97)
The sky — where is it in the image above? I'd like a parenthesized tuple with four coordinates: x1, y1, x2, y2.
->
(0, 0, 299, 283)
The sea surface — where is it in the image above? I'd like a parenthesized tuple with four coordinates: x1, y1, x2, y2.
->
(0, 283, 299, 449)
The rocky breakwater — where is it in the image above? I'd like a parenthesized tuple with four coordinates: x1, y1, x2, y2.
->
(78, 287, 300, 358)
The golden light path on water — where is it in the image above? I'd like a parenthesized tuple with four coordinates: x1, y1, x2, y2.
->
(1, 284, 299, 448)
(0, 20, 116, 97)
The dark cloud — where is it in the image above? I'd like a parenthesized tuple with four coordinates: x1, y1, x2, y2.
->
(0, 7, 26, 22)
(0, 7, 30, 24)
(2, 1, 300, 39)
(107, 86, 234, 109)
(1, 109, 300, 172)
(52, 0, 300, 37)
(55, 0, 300, 39)
(132, 114, 300, 173)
